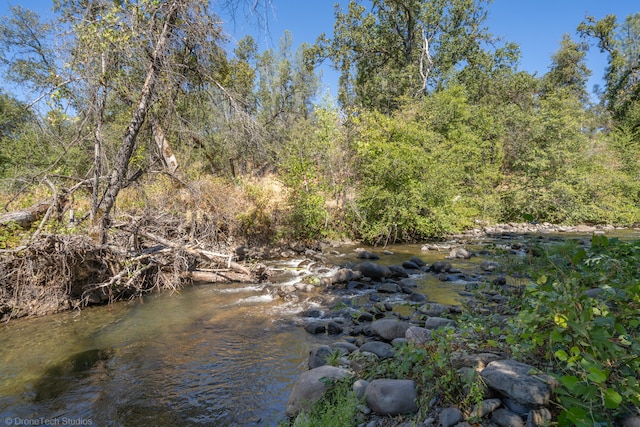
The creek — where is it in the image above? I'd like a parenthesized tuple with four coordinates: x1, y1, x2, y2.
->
(1, 229, 638, 426)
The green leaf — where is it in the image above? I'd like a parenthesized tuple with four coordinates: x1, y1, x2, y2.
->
(587, 366, 607, 383)
(560, 375, 580, 391)
(555, 349, 569, 361)
(603, 388, 622, 409)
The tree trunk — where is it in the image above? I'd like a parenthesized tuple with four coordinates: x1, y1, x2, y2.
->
(98, 1, 179, 244)
(150, 114, 179, 174)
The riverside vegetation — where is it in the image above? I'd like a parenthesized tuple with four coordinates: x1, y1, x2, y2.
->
(283, 234, 640, 427)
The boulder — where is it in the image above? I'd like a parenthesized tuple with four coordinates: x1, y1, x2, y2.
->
(365, 379, 418, 416)
(286, 365, 352, 416)
(377, 282, 401, 293)
(480, 360, 551, 407)
(409, 256, 427, 267)
(491, 408, 525, 427)
(359, 341, 396, 359)
(308, 345, 333, 369)
(357, 250, 380, 260)
(331, 268, 355, 284)
(304, 321, 326, 335)
(356, 261, 392, 280)
(430, 261, 452, 273)
(405, 326, 432, 345)
(418, 303, 448, 317)
(439, 407, 463, 427)
(408, 292, 427, 303)
(449, 247, 473, 259)
(371, 318, 410, 341)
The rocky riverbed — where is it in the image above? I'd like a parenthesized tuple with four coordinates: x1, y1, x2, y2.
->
(272, 227, 640, 427)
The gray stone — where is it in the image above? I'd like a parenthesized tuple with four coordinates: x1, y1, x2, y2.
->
(405, 326, 433, 345)
(439, 407, 463, 427)
(431, 261, 452, 273)
(481, 360, 551, 407)
(332, 268, 355, 284)
(501, 397, 531, 417)
(409, 256, 427, 267)
(378, 282, 401, 293)
(418, 303, 448, 317)
(450, 352, 502, 369)
(424, 316, 457, 329)
(468, 398, 501, 419)
(356, 261, 392, 279)
(449, 247, 473, 259)
(619, 415, 640, 427)
(408, 292, 427, 303)
(365, 379, 418, 416)
(286, 365, 352, 416)
(353, 379, 369, 400)
(402, 260, 421, 270)
(479, 260, 499, 272)
(332, 342, 358, 353)
(399, 278, 418, 287)
(327, 321, 343, 335)
(526, 408, 551, 427)
(308, 345, 333, 369)
(357, 250, 380, 260)
(359, 341, 396, 359)
(371, 318, 410, 341)
(491, 408, 525, 427)
(304, 321, 326, 334)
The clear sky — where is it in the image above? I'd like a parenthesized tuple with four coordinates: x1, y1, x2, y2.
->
(1, 0, 638, 99)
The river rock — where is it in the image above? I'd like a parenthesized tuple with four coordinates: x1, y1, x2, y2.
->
(286, 365, 352, 416)
(304, 321, 326, 334)
(449, 247, 473, 259)
(405, 326, 432, 345)
(371, 318, 410, 341)
(389, 265, 409, 278)
(365, 379, 418, 416)
(357, 250, 380, 260)
(424, 316, 457, 329)
(327, 321, 343, 335)
(402, 260, 421, 270)
(480, 360, 551, 407)
(439, 407, 463, 427)
(409, 256, 427, 267)
(480, 260, 499, 272)
(399, 278, 418, 288)
(332, 268, 358, 284)
(618, 415, 640, 427)
(430, 261, 452, 273)
(526, 408, 551, 426)
(418, 302, 448, 317)
(407, 292, 427, 303)
(353, 379, 369, 400)
(469, 398, 501, 419)
(491, 408, 525, 427)
(450, 352, 502, 369)
(359, 341, 396, 359)
(356, 261, 392, 280)
(377, 282, 401, 293)
(308, 345, 333, 369)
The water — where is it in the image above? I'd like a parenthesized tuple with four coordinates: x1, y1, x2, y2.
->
(0, 281, 331, 426)
(2, 230, 637, 426)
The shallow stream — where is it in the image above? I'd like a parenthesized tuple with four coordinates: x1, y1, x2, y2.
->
(1, 230, 637, 426)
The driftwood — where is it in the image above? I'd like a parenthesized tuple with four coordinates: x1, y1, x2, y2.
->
(135, 229, 252, 276)
(0, 202, 52, 228)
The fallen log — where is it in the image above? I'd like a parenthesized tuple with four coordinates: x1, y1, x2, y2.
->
(136, 229, 252, 276)
(0, 202, 51, 228)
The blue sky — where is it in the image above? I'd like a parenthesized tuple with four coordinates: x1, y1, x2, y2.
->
(1, 0, 638, 100)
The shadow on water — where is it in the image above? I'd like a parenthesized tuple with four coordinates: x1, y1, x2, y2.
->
(32, 348, 112, 402)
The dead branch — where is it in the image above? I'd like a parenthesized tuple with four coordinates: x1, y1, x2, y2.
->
(135, 229, 252, 276)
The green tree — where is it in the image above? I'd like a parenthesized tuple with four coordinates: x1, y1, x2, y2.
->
(321, 0, 494, 112)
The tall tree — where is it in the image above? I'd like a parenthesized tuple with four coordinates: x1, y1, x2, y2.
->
(579, 13, 640, 128)
(320, 0, 494, 112)
(541, 34, 591, 103)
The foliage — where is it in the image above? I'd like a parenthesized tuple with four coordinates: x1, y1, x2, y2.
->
(506, 236, 640, 425)
(291, 377, 361, 427)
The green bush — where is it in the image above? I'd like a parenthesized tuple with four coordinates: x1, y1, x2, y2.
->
(506, 236, 640, 425)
